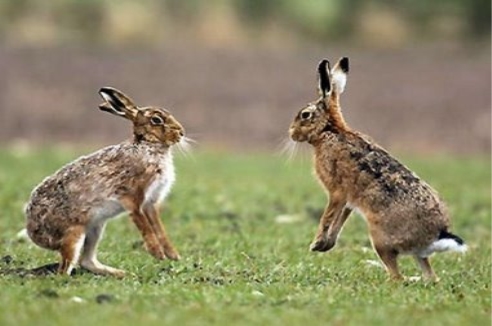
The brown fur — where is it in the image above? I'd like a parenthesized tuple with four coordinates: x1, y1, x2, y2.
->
(25, 87, 184, 277)
(289, 58, 464, 281)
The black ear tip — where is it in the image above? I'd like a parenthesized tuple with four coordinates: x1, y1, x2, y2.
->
(340, 57, 349, 72)
(318, 59, 330, 71)
(99, 102, 125, 116)
(98, 103, 114, 113)
(99, 86, 114, 95)
(98, 87, 120, 103)
(99, 103, 109, 110)
(317, 58, 331, 96)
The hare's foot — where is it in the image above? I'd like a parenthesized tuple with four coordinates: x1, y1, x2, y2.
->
(58, 226, 86, 276)
(309, 235, 335, 252)
(80, 259, 125, 278)
(414, 256, 440, 282)
(405, 275, 440, 283)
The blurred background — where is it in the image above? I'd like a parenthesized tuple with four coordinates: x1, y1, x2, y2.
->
(0, 0, 490, 154)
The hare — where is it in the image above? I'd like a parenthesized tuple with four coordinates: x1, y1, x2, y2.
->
(25, 87, 185, 277)
(289, 58, 466, 281)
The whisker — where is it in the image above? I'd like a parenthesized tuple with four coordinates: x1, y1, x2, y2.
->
(175, 136, 196, 158)
(183, 136, 198, 144)
(277, 138, 299, 162)
(181, 133, 202, 140)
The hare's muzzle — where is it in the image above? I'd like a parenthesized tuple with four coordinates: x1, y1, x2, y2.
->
(174, 126, 184, 139)
(171, 125, 185, 143)
(167, 117, 185, 139)
(289, 126, 304, 142)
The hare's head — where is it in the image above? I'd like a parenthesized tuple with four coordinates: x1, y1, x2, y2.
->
(98, 87, 184, 146)
(289, 57, 349, 144)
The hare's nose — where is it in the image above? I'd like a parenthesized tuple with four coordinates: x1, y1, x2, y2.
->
(179, 130, 184, 137)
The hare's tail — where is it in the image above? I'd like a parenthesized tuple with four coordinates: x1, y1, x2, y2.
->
(432, 230, 467, 253)
(419, 229, 467, 257)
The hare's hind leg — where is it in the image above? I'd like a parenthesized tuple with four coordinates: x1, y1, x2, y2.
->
(373, 243, 402, 280)
(375, 247, 402, 280)
(80, 221, 125, 278)
(368, 218, 403, 280)
(58, 225, 86, 276)
(414, 256, 439, 282)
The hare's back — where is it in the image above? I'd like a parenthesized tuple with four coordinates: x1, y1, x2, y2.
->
(332, 136, 443, 211)
(27, 144, 146, 216)
(331, 139, 449, 248)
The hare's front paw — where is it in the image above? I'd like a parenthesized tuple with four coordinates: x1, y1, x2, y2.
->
(149, 247, 180, 261)
(309, 236, 336, 252)
(164, 249, 181, 261)
(148, 247, 167, 260)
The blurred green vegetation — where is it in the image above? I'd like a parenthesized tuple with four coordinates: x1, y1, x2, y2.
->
(0, 0, 489, 47)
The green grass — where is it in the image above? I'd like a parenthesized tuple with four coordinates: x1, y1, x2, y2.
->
(0, 147, 490, 326)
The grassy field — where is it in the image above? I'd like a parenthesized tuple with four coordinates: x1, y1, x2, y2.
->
(0, 148, 490, 326)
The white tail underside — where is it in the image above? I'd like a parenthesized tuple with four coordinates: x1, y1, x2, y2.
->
(419, 238, 468, 257)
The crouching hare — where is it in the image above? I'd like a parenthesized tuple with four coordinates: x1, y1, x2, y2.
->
(289, 58, 466, 281)
(25, 87, 185, 277)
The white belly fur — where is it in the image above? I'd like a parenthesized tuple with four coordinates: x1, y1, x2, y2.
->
(83, 198, 124, 248)
(90, 199, 125, 222)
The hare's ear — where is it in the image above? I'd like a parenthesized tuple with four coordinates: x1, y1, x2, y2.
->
(98, 87, 139, 120)
(98, 101, 124, 117)
(317, 59, 331, 98)
(331, 57, 349, 94)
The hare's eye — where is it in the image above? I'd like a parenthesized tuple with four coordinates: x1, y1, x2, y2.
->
(150, 116, 164, 125)
(300, 111, 312, 120)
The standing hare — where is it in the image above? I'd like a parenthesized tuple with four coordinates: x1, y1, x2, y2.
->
(25, 87, 185, 277)
(289, 58, 466, 280)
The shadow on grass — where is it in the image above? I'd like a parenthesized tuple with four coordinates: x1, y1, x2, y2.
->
(0, 257, 92, 277)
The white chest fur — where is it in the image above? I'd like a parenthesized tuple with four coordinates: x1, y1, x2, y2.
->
(143, 154, 175, 205)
